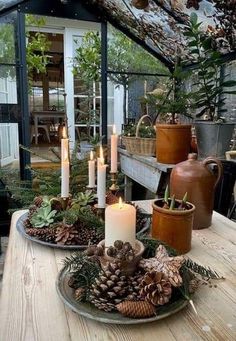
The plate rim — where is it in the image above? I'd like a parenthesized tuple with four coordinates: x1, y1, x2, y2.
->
(56, 265, 189, 325)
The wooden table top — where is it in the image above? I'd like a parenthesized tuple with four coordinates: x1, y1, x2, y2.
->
(1, 202, 236, 341)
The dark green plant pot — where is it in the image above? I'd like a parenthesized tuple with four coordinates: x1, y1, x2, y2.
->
(195, 121, 235, 159)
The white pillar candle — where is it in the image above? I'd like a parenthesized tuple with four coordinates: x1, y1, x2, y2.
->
(97, 147, 107, 208)
(61, 127, 70, 198)
(105, 198, 136, 248)
(88, 151, 95, 188)
(110, 124, 118, 173)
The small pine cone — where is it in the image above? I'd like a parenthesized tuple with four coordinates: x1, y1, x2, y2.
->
(33, 196, 44, 207)
(26, 227, 56, 242)
(74, 288, 85, 301)
(126, 272, 143, 301)
(116, 301, 156, 318)
(23, 218, 32, 229)
(28, 204, 38, 220)
(140, 271, 172, 306)
(106, 191, 119, 205)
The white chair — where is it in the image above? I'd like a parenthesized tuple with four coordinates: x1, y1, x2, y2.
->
(31, 125, 50, 143)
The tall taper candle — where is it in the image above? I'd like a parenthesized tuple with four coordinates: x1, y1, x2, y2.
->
(61, 127, 70, 198)
(105, 198, 136, 247)
(88, 151, 95, 188)
(97, 147, 107, 208)
(110, 124, 118, 173)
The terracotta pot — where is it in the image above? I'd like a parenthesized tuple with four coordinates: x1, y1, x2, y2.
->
(156, 124, 192, 164)
(170, 153, 223, 230)
(152, 199, 195, 254)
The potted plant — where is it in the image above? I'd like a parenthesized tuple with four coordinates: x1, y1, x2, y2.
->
(150, 62, 193, 164)
(152, 186, 195, 254)
(184, 13, 236, 159)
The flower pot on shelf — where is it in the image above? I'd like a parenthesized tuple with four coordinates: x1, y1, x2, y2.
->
(152, 198, 195, 254)
(156, 124, 192, 164)
(170, 154, 223, 230)
(194, 121, 235, 159)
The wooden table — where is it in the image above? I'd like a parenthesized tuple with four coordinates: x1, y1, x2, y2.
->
(119, 148, 174, 200)
(1, 202, 236, 341)
(32, 111, 65, 144)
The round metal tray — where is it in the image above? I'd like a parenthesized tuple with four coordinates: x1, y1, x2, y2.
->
(56, 266, 188, 324)
(16, 212, 151, 250)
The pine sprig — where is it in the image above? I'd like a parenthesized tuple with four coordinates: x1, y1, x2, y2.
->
(64, 252, 101, 289)
(137, 236, 178, 258)
(183, 258, 223, 280)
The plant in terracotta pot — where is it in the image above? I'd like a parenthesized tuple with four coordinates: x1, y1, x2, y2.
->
(183, 13, 236, 159)
(152, 186, 195, 254)
(150, 62, 193, 164)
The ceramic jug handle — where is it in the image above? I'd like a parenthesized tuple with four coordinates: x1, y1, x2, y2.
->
(203, 157, 223, 188)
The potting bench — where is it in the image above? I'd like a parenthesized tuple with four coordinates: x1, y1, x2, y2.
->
(119, 148, 174, 200)
(1, 201, 236, 341)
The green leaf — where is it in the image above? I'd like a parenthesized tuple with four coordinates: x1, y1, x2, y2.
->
(221, 80, 236, 87)
(190, 12, 198, 26)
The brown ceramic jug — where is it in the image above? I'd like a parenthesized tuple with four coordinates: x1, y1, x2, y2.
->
(170, 153, 223, 229)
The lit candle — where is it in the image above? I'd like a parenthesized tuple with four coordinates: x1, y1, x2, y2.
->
(88, 151, 95, 188)
(97, 146, 107, 208)
(110, 124, 118, 173)
(61, 127, 70, 198)
(105, 198, 136, 247)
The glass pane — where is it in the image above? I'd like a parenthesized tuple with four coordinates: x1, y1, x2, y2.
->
(0, 65, 17, 104)
(0, 13, 16, 64)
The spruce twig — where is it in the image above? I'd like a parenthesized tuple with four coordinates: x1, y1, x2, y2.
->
(184, 258, 224, 280)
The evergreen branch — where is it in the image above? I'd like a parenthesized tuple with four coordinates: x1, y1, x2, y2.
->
(183, 258, 223, 280)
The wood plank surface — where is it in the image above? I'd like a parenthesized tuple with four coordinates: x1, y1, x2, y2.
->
(0, 204, 236, 341)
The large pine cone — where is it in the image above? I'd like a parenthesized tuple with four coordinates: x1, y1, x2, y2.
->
(73, 220, 104, 245)
(140, 271, 172, 306)
(26, 227, 56, 242)
(55, 223, 80, 245)
(89, 262, 128, 312)
(117, 301, 156, 318)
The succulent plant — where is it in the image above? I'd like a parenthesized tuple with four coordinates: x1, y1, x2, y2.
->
(30, 206, 57, 228)
(71, 190, 96, 208)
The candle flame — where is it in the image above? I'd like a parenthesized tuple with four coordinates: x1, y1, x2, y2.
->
(90, 151, 93, 161)
(62, 127, 67, 139)
(113, 124, 116, 134)
(119, 197, 123, 209)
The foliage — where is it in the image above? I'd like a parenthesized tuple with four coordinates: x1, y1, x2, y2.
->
(123, 122, 156, 138)
(183, 13, 236, 121)
(146, 62, 193, 124)
(162, 185, 188, 210)
(26, 15, 51, 88)
(0, 20, 15, 78)
(30, 206, 57, 228)
(72, 28, 169, 121)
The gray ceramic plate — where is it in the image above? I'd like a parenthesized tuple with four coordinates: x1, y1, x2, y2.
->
(56, 266, 188, 324)
(16, 212, 151, 250)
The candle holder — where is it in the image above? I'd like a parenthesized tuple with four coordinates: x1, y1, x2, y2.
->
(94, 204, 106, 220)
(59, 196, 71, 211)
(109, 172, 119, 192)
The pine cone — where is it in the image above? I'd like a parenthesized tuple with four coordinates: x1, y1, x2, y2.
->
(23, 218, 32, 229)
(126, 272, 143, 301)
(73, 220, 104, 245)
(89, 262, 128, 312)
(140, 271, 172, 306)
(33, 196, 44, 207)
(106, 191, 119, 205)
(116, 301, 156, 318)
(28, 204, 38, 220)
(55, 223, 80, 245)
(26, 227, 56, 242)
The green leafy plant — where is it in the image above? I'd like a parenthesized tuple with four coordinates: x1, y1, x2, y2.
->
(71, 190, 96, 210)
(162, 185, 188, 210)
(30, 206, 57, 228)
(123, 122, 156, 138)
(183, 13, 236, 121)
